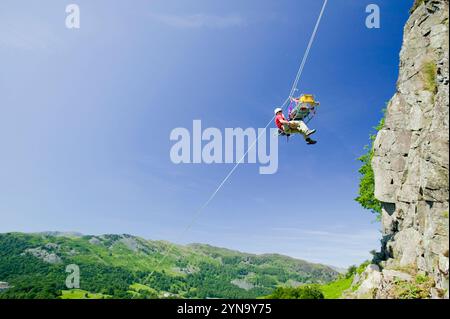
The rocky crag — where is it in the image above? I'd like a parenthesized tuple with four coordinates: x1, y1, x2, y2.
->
(350, 0, 449, 299)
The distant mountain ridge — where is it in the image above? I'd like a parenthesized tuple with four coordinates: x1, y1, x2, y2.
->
(0, 232, 339, 299)
(33, 231, 84, 238)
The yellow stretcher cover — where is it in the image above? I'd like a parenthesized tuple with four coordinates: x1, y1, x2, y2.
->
(299, 94, 316, 104)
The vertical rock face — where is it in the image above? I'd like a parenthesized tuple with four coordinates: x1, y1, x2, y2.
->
(371, 0, 449, 298)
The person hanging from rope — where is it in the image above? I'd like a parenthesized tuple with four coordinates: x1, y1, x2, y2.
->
(274, 107, 317, 145)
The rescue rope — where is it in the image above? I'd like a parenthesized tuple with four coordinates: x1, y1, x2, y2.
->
(149, 0, 328, 278)
(289, 0, 328, 99)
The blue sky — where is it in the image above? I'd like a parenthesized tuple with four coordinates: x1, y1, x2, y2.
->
(0, 0, 413, 268)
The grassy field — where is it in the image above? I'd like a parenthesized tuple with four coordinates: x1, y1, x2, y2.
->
(60, 289, 110, 299)
(320, 276, 353, 299)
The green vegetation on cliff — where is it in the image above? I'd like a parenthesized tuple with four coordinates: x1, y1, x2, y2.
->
(355, 111, 385, 218)
(423, 61, 438, 96)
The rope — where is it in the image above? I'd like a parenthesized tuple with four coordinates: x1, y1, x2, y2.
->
(289, 0, 328, 99)
(148, 0, 328, 278)
(149, 97, 288, 278)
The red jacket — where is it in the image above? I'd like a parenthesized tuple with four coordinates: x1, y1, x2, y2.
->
(275, 114, 286, 130)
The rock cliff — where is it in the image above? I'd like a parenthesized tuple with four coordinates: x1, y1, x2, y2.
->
(350, 0, 449, 299)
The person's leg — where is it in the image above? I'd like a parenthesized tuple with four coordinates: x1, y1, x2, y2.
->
(290, 121, 317, 144)
(296, 120, 310, 133)
(283, 123, 292, 135)
(289, 121, 309, 140)
(298, 121, 317, 138)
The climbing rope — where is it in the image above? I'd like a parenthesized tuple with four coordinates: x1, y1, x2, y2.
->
(289, 0, 328, 99)
(148, 0, 328, 278)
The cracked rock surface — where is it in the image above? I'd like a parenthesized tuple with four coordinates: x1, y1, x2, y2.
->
(351, 0, 449, 299)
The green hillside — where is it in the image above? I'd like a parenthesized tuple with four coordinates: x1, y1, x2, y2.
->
(0, 232, 338, 299)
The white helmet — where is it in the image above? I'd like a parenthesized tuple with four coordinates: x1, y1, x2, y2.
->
(274, 107, 283, 115)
